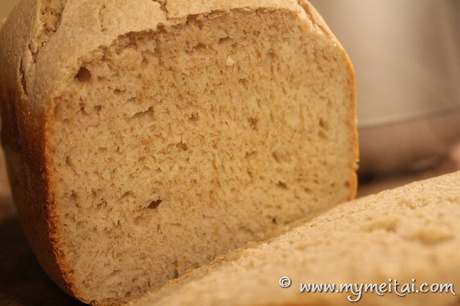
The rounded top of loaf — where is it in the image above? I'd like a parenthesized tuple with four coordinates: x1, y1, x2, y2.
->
(0, 0, 342, 121)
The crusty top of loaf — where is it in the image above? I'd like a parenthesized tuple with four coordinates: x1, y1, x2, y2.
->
(0, 0, 347, 154)
(129, 171, 460, 306)
(0, 0, 343, 121)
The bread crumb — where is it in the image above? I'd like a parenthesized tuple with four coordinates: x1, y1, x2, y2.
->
(226, 56, 235, 66)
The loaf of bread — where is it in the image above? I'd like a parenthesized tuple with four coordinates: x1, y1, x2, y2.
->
(130, 171, 460, 306)
(0, 0, 357, 304)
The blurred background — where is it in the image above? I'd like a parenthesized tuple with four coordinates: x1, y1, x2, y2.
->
(0, 0, 17, 21)
(0, 0, 460, 304)
(310, 0, 460, 176)
(0, 0, 19, 219)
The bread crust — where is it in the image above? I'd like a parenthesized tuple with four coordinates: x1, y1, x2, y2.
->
(0, 0, 358, 303)
(0, 0, 76, 297)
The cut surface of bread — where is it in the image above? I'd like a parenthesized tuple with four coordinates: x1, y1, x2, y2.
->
(130, 171, 460, 306)
(0, 0, 357, 304)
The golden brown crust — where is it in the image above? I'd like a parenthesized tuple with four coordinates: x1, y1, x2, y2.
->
(346, 50, 359, 199)
(0, 0, 72, 296)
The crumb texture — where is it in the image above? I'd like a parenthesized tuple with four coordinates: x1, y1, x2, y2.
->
(131, 172, 460, 306)
(48, 7, 355, 304)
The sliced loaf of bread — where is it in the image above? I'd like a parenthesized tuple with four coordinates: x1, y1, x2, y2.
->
(130, 171, 460, 306)
(0, 0, 357, 304)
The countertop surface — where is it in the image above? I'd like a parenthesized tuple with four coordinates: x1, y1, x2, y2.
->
(0, 151, 85, 306)
(1, 147, 459, 305)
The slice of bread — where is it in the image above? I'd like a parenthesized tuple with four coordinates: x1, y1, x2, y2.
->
(0, 0, 357, 304)
(130, 171, 460, 306)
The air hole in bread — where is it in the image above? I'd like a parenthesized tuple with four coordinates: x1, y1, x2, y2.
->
(78, 103, 89, 116)
(172, 260, 180, 278)
(248, 117, 258, 129)
(272, 151, 290, 163)
(194, 43, 206, 51)
(70, 191, 80, 208)
(218, 36, 232, 45)
(96, 201, 107, 210)
(185, 15, 204, 30)
(318, 130, 327, 140)
(272, 151, 281, 163)
(276, 182, 288, 189)
(118, 191, 133, 202)
(176, 142, 188, 151)
(148, 200, 162, 209)
(141, 57, 149, 68)
(319, 118, 329, 130)
(75, 66, 92, 82)
(124, 290, 134, 299)
(238, 78, 249, 90)
(110, 269, 121, 277)
(76, 221, 84, 230)
(66, 156, 77, 173)
(127, 107, 154, 122)
(189, 113, 199, 121)
(245, 151, 257, 160)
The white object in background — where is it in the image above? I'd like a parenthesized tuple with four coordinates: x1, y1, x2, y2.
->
(310, 0, 460, 174)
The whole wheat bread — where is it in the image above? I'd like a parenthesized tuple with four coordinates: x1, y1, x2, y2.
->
(130, 171, 460, 306)
(0, 0, 357, 304)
